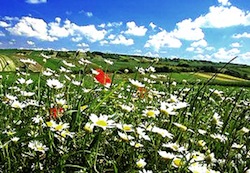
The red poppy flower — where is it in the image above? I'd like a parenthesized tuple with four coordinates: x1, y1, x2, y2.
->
(50, 107, 64, 119)
(94, 69, 111, 87)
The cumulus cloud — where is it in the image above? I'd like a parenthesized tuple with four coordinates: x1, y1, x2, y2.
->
(7, 16, 57, 41)
(71, 36, 83, 42)
(77, 42, 89, 47)
(109, 35, 134, 46)
(195, 6, 250, 28)
(230, 42, 241, 47)
(27, 40, 35, 45)
(190, 39, 208, 47)
(232, 32, 250, 38)
(74, 24, 107, 42)
(124, 21, 147, 36)
(48, 18, 74, 38)
(213, 48, 240, 60)
(144, 30, 182, 51)
(218, 0, 231, 6)
(172, 19, 204, 41)
(149, 22, 157, 30)
(26, 0, 47, 4)
(0, 21, 11, 27)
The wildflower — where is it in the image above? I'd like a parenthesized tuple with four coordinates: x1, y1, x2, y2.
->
(10, 100, 26, 109)
(28, 141, 48, 154)
(50, 107, 64, 118)
(239, 127, 249, 134)
(172, 157, 184, 168)
(40, 53, 51, 59)
(119, 104, 133, 112)
(158, 151, 175, 160)
(62, 60, 75, 67)
(117, 123, 134, 132)
(136, 127, 151, 141)
(46, 79, 64, 89)
(130, 141, 144, 148)
(32, 115, 44, 124)
(212, 113, 223, 127)
(136, 159, 147, 168)
(210, 133, 228, 142)
(11, 137, 20, 142)
(84, 122, 94, 133)
(160, 102, 176, 116)
(129, 79, 145, 88)
(118, 131, 134, 141)
(168, 95, 178, 103)
(173, 122, 187, 131)
(162, 142, 186, 152)
(89, 114, 115, 130)
(142, 109, 160, 118)
(20, 91, 35, 97)
(53, 122, 70, 132)
(152, 126, 174, 139)
(79, 58, 92, 65)
(210, 89, 223, 97)
(42, 70, 53, 76)
(17, 78, 33, 85)
(56, 98, 67, 106)
(93, 69, 111, 87)
(104, 59, 113, 65)
(197, 140, 206, 147)
(139, 169, 153, 173)
(137, 87, 147, 98)
(172, 81, 177, 86)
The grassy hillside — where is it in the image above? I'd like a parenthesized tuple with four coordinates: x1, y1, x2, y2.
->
(0, 49, 250, 87)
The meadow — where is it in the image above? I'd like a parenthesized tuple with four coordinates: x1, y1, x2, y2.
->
(0, 50, 250, 172)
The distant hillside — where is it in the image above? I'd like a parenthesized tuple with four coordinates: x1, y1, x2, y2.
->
(0, 49, 250, 81)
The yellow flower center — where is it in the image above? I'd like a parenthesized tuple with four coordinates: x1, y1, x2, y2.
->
(146, 110, 155, 117)
(96, 120, 108, 127)
(173, 158, 183, 167)
(55, 124, 63, 131)
(123, 125, 132, 131)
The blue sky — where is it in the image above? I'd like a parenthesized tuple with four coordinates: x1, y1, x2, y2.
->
(0, 0, 250, 65)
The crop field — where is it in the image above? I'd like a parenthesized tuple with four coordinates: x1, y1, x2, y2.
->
(0, 50, 250, 172)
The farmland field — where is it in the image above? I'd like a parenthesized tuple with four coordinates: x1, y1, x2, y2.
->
(0, 49, 250, 172)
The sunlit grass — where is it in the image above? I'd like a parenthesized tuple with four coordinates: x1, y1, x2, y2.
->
(0, 55, 249, 172)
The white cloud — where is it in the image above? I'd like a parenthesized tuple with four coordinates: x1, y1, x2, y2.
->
(195, 6, 250, 28)
(186, 47, 195, 52)
(124, 21, 147, 36)
(0, 42, 2, 45)
(230, 42, 241, 47)
(218, 0, 231, 6)
(193, 54, 212, 60)
(26, 0, 47, 4)
(110, 35, 134, 46)
(144, 30, 182, 51)
(27, 40, 35, 45)
(48, 18, 74, 38)
(232, 32, 250, 38)
(0, 31, 5, 36)
(107, 22, 123, 28)
(0, 21, 11, 27)
(7, 16, 57, 41)
(79, 10, 93, 17)
(71, 36, 83, 42)
(190, 39, 208, 47)
(213, 48, 240, 60)
(172, 19, 204, 41)
(107, 34, 116, 40)
(144, 52, 159, 57)
(74, 24, 107, 42)
(149, 22, 157, 30)
(77, 42, 89, 47)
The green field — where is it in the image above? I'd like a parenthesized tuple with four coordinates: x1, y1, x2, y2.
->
(0, 49, 250, 172)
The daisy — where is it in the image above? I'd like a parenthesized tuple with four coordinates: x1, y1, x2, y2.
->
(152, 126, 174, 139)
(142, 109, 160, 118)
(89, 114, 115, 130)
(129, 79, 145, 88)
(46, 79, 64, 89)
(158, 151, 175, 160)
(136, 159, 147, 168)
(116, 123, 134, 132)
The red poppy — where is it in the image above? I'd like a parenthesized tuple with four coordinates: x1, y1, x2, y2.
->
(94, 69, 111, 87)
(50, 107, 64, 119)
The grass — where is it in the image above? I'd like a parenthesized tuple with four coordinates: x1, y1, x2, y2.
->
(0, 56, 250, 173)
